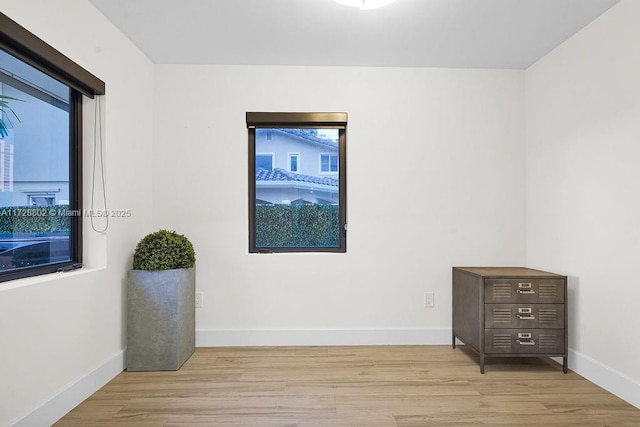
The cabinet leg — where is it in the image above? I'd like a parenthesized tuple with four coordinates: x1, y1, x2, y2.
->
(563, 356, 568, 374)
(480, 355, 485, 374)
(452, 333, 456, 349)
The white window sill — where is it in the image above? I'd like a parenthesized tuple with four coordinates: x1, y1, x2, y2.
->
(0, 266, 106, 292)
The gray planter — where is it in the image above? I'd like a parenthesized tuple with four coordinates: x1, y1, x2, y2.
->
(127, 267, 195, 371)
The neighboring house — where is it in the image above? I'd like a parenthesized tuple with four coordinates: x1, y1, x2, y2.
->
(0, 77, 69, 207)
(255, 128, 339, 205)
(0, 56, 70, 209)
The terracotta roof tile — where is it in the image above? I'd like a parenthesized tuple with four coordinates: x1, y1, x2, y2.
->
(256, 168, 338, 187)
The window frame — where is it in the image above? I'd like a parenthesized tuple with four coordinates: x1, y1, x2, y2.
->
(0, 12, 104, 282)
(247, 112, 347, 254)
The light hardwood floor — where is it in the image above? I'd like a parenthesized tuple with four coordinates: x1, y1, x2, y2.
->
(57, 346, 640, 426)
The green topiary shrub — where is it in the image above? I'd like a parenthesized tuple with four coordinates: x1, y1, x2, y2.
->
(133, 229, 195, 271)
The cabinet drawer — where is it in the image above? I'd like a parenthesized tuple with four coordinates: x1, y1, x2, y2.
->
(484, 279, 565, 303)
(485, 304, 564, 329)
(484, 329, 565, 354)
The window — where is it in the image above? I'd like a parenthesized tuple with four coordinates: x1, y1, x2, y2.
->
(0, 12, 104, 282)
(288, 153, 299, 173)
(320, 154, 338, 173)
(247, 112, 347, 253)
(28, 194, 57, 207)
(255, 153, 274, 171)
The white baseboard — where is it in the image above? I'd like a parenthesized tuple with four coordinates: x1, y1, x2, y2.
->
(196, 328, 453, 347)
(558, 349, 640, 409)
(11, 350, 125, 427)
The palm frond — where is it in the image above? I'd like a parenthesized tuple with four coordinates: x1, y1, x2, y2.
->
(0, 95, 23, 138)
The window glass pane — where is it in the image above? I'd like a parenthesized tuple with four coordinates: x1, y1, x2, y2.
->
(321, 155, 330, 172)
(0, 48, 72, 271)
(254, 128, 340, 248)
(330, 155, 338, 172)
(255, 154, 273, 171)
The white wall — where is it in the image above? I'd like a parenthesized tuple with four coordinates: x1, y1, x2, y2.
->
(153, 65, 526, 344)
(0, 1, 154, 425)
(526, 0, 640, 406)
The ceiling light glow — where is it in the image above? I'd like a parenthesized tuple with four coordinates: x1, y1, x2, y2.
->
(333, 0, 398, 11)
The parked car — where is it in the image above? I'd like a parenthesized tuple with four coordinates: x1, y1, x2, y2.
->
(0, 234, 70, 270)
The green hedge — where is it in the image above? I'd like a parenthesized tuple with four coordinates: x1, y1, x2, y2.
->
(0, 206, 71, 233)
(255, 204, 340, 247)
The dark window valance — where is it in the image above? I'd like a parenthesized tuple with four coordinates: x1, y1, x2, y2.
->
(0, 11, 105, 98)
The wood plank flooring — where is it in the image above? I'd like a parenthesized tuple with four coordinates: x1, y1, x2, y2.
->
(56, 346, 640, 426)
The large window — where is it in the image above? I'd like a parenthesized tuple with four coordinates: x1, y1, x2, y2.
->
(0, 12, 104, 282)
(247, 112, 347, 253)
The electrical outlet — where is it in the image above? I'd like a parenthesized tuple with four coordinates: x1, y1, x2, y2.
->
(424, 292, 434, 308)
(195, 292, 203, 308)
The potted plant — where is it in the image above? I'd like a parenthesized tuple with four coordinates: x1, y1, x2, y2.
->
(127, 229, 196, 371)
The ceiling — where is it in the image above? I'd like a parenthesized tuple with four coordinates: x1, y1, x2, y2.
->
(88, 0, 621, 69)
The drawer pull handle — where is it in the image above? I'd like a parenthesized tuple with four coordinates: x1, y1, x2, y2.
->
(518, 290, 536, 294)
(517, 314, 535, 320)
(517, 339, 536, 346)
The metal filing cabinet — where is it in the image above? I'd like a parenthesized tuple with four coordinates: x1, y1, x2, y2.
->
(452, 267, 568, 373)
